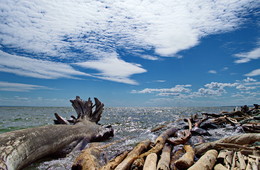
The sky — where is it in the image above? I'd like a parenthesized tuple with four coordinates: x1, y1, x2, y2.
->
(0, 0, 259, 107)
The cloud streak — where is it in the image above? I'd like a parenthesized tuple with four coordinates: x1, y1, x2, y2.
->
(0, 81, 47, 92)
(0, 51, 88, 79)
(0, 0, 258, 84)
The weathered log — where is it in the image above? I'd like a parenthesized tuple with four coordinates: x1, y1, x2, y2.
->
(114, 139, 151, 170)
(167, 130, 191, 146)
(0, 96, 113, 170)
(214, 143, 256, 151)
(214, 163, 228, 170)
(157, 143, 172, 170)
(174, 145, 195, 169)
(170, 145, 185, 170)
(73, 138, 127, 170)
(188, 149, 218, 170)
(194, 133, 260, 155)
(143, 153, 157, 170)
(54, 113, 70, 125)
(225, 150, 234, 168)
(72, 143, 102, 170)
(130, 127, 178, 169)
(138, 127, 178, 159)
(100, 151, 129, 170)
(237, 151, 246, 170)
(231, 152, 237, 170)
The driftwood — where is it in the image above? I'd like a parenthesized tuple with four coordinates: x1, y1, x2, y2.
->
(72, 138, 127, 170)
(143, 153, 157, 170)
(214, 163, 228, 170)
(174, 145, 195, 169)
(72, 143, 102, 170)
(194, 133, 260, 155)
(0, 96, 113, 170)
(138, 127, 178, 159)
(114, 139, 151, 170)
(188, 149, 218, 170)
(100, 151, 129, 170)
(157, 143, 172, 170)
(170, 145, 185, 170)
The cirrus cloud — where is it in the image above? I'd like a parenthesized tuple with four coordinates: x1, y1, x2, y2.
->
(0, 0, 258, 84)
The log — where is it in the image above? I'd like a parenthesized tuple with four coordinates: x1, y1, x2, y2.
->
(188, 149, 218, 170)
(157, 143, 172, 170)
(231, 152, 237, 170)
(174, 145, 195, 169)
(237, 151, 246, 170)
(225, 150, 234, 168)
(143, 153, 157, 170)
(194, 133, 260, 155)
(114, 139, 151, 170)
(167, 130, 191, 146)
(73, 138, 128, 170)
(170, 145, 185, 170)
(131, 157, 145, 170)
(214, 163, 228, 170)
(100, 151, 129, 170)
(0, 96, 114, 170)
(138, 127, 178, 159)
(72, 143, 102, 170)
(217, 150, 227, 164)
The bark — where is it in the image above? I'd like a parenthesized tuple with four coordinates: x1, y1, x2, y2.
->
(194, 133, 260, 155)
(157, 143, 172, 170)
(188, 149, 218, 170)
(174, 145, 195, 169)
(0, 96, 113, 170)
(143, 153, 157, 170)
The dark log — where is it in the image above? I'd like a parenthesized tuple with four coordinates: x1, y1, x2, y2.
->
(194, 133, 260, 156)
(0, 96, 113, 170)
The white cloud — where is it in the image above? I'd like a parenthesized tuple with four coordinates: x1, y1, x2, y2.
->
(243, 77, 256, 82)
(234, 45, 260, 63)
(131, 84, 192, 95)
(0, 0, 258, 84)
(139, 55, 159, 61)
(208, 70, 217, 74)
(204, 82, 238, 89)
(75, 54, 146, 85)
(0, 51, 88, 79)
(0, 81, 47, 92)
(133, 79, 260, 99)
(245, 69, 260, 77)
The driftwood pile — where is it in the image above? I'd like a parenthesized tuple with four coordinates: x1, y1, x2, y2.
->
(0, 96, 114, 170)
(72, 104, 260, 170)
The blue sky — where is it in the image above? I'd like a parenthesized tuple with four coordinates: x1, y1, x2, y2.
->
(0, 0, 259, 107)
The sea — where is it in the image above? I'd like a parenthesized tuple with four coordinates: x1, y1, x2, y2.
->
(0, 106, 240, 169)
